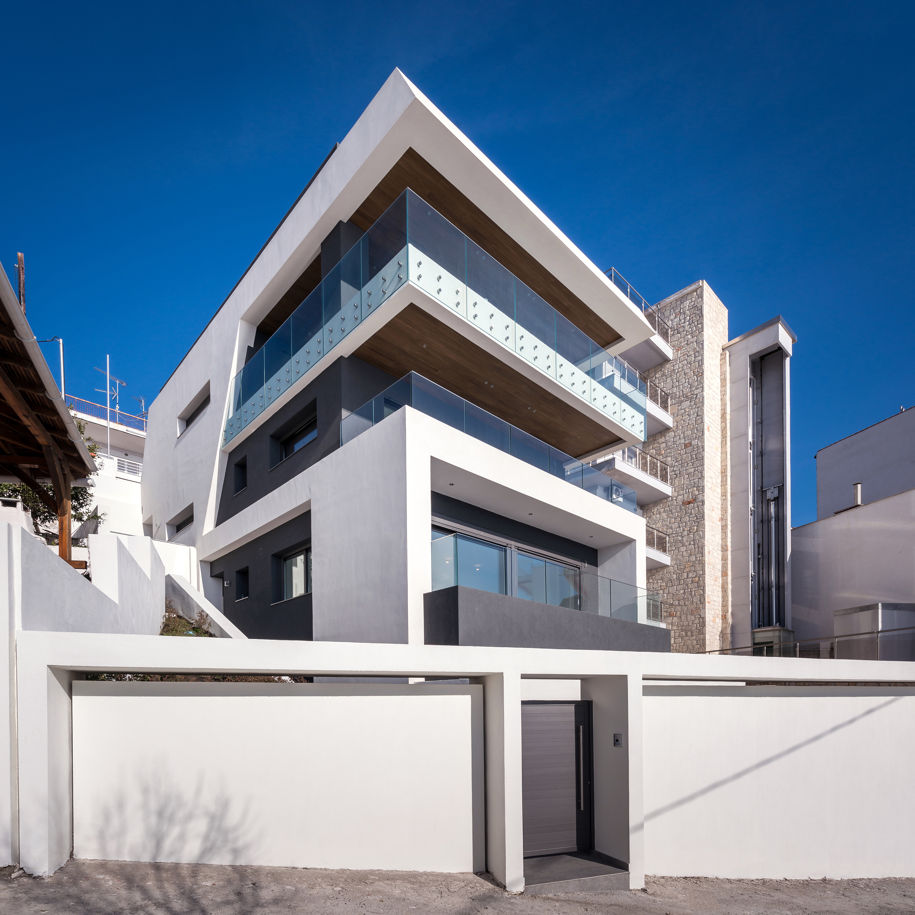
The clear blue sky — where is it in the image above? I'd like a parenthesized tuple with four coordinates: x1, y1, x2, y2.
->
(3, 0, 912, 524)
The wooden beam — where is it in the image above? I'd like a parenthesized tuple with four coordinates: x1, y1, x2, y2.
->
(0, 453, 43, 465)
(0, 463, 57, 513)
(0, 363, 54, 447)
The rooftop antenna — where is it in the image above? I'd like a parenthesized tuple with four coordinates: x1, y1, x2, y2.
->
(93, 357, 127, 456)
(15, 253, 25, 314)
(133, 395, 147, 417)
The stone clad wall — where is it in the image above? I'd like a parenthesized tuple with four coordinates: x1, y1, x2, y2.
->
(642, 281, 729, 652)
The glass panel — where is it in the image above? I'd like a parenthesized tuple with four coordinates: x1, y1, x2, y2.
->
(283, 552, 306, 600)
(455, 535, 506, 595)
(290, 286, 324, 380)
(509, 425, 550, 472)
(412, 376, 464, 431)
(371, 375, 413, 423)
(340, 401, 374, 446)
(465, 239, 515, 347)
(406, 192, 467, 311)
(464, 401, 510, 452)
(514, 280, 556, 376)
(516, 551, 546, 604)
(545, 559, 580, 611)
(323, 242, 362, 350)
(555, 312, 592, 399)
(239, 348, 265, 427)
(263, 316, 292, 406)
(549, 449, 582, 488)
(430, 533, 457, 591)
(362, 193, 407, 316)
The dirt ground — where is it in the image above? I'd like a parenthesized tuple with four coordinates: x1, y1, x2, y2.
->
(3, 861, 915, 914)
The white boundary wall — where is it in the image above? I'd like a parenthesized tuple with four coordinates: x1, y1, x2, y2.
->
(643, 684, 915, 877)
(72, 682, 484, 873)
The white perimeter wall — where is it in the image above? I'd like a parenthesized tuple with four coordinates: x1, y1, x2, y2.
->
(72, 681, 484, 874)
(643, 684, 915, 878)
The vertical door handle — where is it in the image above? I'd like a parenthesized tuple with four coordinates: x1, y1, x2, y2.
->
(578, 724, 585, 812)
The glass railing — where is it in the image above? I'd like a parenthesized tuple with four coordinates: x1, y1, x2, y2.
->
(613, 445, 670, 485)
(431, 532, 662, 624)
(341, 372, 639, 513)
(646, 526, 670, 554)
(225, 189, 648, 444)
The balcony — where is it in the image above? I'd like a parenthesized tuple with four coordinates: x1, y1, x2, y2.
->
(596, 445, 671, 505)
(225, 189, 649, 445)
(605, 269, 673, 373)
(646, 526, 671, 569)
(66, 395, 147, 433)
(341, 372, 639, 513)
(424, 532, 665, 651)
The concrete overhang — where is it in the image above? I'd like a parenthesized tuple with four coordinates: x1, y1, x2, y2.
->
(232, 70, 655, 357)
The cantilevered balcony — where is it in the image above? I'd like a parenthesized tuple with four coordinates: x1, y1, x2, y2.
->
(597, 445, 671, 505)
(341, 372, 640, 513)
(225, 190, 649, 448)
(646, 525, 671, 569)
(606, 268, 673, 372)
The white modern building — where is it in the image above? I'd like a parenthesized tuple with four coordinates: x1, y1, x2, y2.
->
(2, 71, 915, 896)
(67, 394, 146, 538)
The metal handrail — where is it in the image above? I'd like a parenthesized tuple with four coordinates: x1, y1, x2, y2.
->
(67, 395, 147, 433)
(614, 445, 670, 485)
(646, 526, 669, 554)
(644, 307, 671, 344)
(642, 377, 670, 413)
(707, 624, 915, 658)
(605, 267, 650, 311)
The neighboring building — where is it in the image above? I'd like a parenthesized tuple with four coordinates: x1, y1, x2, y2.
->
(67, 395, 146, 538)
(792, 407, 915, 648)
(142, 70, 793, 658)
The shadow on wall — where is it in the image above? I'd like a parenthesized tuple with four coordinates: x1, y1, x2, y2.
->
(71, 763, 263, 913)
(636, 694, 903, 832)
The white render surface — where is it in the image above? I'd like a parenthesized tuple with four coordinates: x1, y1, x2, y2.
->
(791, 490, 915, 639)
(643, 683, 915, 877)
(15, 628, 915, 884)
(816, 407, 915, 519)
(72, 681, 484, 873)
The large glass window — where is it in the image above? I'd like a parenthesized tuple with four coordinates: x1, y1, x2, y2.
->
(516, 550, 580, 609)
(430, 528, 507, 596)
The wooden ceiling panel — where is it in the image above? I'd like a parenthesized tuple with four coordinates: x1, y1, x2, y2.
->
(354, 304, 621, 458)
(349, 149, 621, 350)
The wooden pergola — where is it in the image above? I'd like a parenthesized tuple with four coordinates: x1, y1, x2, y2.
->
(0, 266, 96, 563)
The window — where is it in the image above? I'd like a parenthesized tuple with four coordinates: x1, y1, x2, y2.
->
(278, 419, 317, 462)
(235, 567, 249, 600)
(177, 382, 211, 436)
(430, 527, 507, 596)
(166, 504, 194, 540)
(233, 457, 247, 494)
(269, 401, 318, 467)
(282, 548, 312, 600)
(430, 525, 581, 609)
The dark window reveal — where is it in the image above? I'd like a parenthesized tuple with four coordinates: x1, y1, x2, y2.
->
(236, 567, 249, 601)
(233, 457, 248, 494)
(269, 401, 318, 467)
(279, 419, 317, 462)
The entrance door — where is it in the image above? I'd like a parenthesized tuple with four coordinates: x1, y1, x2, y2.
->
(521, 701, 593, 857)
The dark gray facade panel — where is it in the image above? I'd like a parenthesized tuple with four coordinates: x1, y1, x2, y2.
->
(209, 513, 313, 640)
(430, 494, 598, 566)
(216, 356, 394, 524)
(423, 587, 670, 652)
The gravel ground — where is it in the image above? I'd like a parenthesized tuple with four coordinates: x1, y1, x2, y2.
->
(3, 861, 915, 914)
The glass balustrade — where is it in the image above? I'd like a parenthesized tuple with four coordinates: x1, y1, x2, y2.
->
(341, 372, 639, 513)
(225, 189, 648, 444)
(430, 532, 662, 623)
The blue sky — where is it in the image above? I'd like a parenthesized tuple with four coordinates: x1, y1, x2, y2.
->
(3, 0, 912, 524)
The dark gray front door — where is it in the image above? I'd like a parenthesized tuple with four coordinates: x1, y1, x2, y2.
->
(521, 701, 592, 857)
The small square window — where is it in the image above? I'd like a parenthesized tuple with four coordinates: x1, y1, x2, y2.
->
(235, 567, 249, 601)
(233, 457, 247, 494)
(269, 402, 318, 467)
